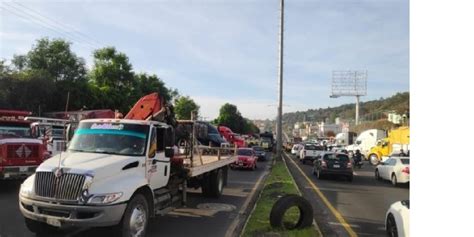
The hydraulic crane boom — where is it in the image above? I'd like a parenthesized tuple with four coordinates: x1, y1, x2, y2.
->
(125, 93, 176, 126)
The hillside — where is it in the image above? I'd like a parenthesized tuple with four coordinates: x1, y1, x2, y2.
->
(282, 92, 409, 125)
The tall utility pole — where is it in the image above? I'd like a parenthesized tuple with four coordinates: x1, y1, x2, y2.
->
(276, 0, 284, 159)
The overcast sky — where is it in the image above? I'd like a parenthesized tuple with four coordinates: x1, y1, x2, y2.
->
(0, 0, 409, 120)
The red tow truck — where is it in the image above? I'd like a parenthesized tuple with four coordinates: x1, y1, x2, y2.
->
(0, 110, 48, 180)
(218, 125, 246, 148)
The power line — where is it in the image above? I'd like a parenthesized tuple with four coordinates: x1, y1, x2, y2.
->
(1, 3, 97, 50)
(12, 2, 103, 47)
(3, 2, 98, 49)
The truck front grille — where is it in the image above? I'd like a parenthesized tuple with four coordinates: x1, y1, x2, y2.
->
(7, 144, 40, 159)
(34, 172, 85, 201)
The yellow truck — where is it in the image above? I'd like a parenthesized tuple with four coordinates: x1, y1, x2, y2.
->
(368, 126, 410, 165)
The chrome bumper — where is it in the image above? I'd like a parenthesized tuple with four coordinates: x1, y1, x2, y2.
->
(19, 196, 127, 228)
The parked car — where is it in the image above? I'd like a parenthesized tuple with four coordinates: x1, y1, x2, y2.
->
(312, 152, 353, 181)
(375, 156, 410, 186)
(291, 144, 303, 156)
(231, 148, 258, 170)
(252, 146, 266, 161)
(299, 144, 324, 164)
(385, 200, 410, 237)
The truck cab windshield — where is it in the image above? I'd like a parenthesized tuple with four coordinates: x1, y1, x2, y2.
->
(68, 122, 149, 156)
(0, 123, 32, 139)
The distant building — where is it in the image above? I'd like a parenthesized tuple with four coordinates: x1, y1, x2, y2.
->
(318, 122, 342, 137)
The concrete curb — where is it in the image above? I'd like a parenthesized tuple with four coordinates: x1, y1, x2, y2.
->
(224, 157, 274, 237)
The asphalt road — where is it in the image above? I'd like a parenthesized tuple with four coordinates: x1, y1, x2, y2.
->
(0, 152, 272, 237)
(283, 152, 409, 237)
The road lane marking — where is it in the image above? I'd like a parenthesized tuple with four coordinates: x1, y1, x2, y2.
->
(284, 153, 359, 237)
(328, 221, 361, 228)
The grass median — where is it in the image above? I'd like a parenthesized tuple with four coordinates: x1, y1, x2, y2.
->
(241, 156, 321, 237)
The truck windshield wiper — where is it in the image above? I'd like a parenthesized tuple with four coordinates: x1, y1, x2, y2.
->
(69, 149, 89, 153)
(92, 150, 118, 155)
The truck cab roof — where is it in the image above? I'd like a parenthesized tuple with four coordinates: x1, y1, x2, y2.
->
(80, 118, 172, 128)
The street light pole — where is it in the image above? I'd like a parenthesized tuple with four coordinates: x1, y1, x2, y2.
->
(276, 0, 284, 160)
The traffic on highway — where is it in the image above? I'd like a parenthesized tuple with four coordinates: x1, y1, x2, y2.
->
(1, 1, 410, 236)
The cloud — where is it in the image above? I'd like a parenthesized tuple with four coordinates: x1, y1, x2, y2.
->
(1, 0, 409, 120)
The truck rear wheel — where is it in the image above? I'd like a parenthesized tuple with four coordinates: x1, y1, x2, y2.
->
(24, 218, 58, 235)
(115, 193, 149, 237)
(202, 169, 225, 198)
(210, 169, 224, 198)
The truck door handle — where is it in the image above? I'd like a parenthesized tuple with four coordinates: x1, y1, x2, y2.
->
(152, 159, 158, 165)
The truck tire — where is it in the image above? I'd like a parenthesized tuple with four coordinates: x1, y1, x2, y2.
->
(115, 193, 149, 237)
(369, 154, 380, 166)
(209, 169, 224, 198)
(201, 174, 212, 197)
(269, 194, 313, 230)
(24, 218, 58, 235)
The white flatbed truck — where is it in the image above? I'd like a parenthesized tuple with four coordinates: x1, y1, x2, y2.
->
(19, 93, 236, 237)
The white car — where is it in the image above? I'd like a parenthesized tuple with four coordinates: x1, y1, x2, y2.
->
(291, 144, 303, 156)
(385, 200, 410, 237)
(375, 156, 410, 186)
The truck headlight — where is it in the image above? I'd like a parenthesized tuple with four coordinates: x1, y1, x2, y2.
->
(87, 192, 123, 204)
(20, 183, 34, 198)
(19, 175, 35, 198)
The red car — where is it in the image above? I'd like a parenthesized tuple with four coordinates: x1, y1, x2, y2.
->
(231, 148, 257, 170)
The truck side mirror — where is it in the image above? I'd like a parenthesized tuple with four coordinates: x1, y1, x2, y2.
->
(66, 124, 73, 142)
(165, 147, 174, 158)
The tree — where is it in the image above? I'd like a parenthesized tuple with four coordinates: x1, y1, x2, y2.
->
(22, 38, 87, 82)
(11, 55, 27, 71)
(215, 103, 244, 133)
(90, 47, 134, 88)
(132, 73, 174, 103)
(7, 38, 89, 111)
(89, 47, 135, 113)
(0, 70, 55, 112)
(243, 119, 260, 134)
(174, 96, 200, 120)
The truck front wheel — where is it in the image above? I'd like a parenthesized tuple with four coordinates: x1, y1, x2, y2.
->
(116, 194, 149, 237)
(369, 154, 380, 166)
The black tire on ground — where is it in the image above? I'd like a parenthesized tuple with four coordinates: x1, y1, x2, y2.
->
(391, 174, 398, 187)
(269, 194, 313, 230)
(386, 213, 398, 237)
(114, 193, 149, 237)
(24, 218, 59, 235)
(347, 175, 353, 182)
(208, 169, 224, 198)
(375, 169, 381, 181)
